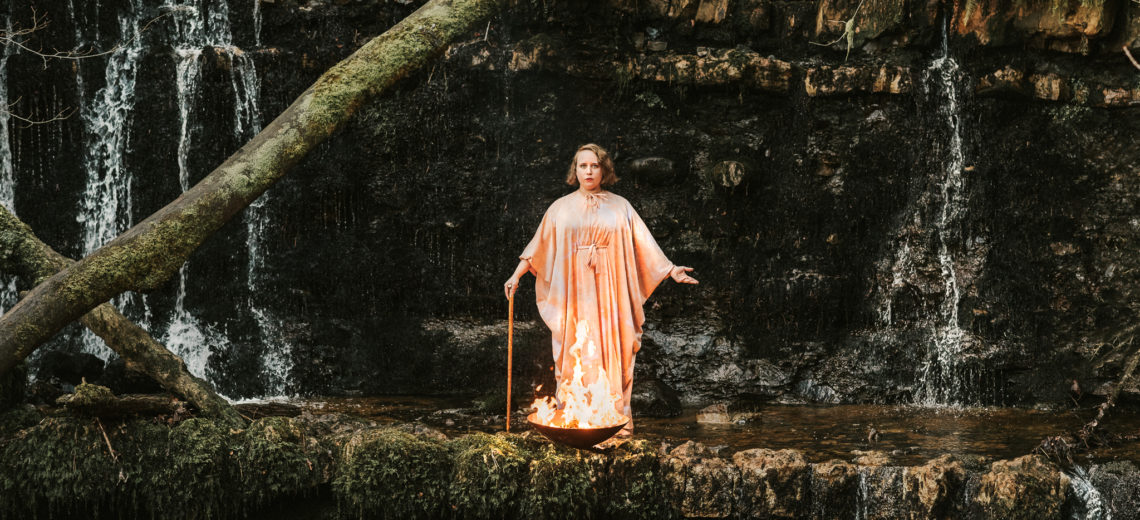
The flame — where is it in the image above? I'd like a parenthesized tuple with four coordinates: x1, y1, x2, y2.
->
(530, 320, 626, 428)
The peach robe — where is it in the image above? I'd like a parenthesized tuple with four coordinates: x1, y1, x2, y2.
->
(520, 190, 674, 431)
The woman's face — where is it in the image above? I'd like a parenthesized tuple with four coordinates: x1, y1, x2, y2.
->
(575, 150, 603, 192)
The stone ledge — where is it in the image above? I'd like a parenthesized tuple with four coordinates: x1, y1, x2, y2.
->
(2, 408, 1133, 519)
(455, 34, 1138, 107)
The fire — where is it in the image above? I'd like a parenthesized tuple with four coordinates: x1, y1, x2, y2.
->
(531, 320, 626, 429)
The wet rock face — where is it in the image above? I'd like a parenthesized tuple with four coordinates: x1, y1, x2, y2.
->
(1089, 461, 1140, 520)
(666, 441, 740, 517)
(733, 448, 810, 518)
(6, 0, 1140, 406)
(971, 455, 1071, 519)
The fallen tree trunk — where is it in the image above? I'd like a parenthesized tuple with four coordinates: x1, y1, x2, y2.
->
(0, 0, 506, 377)
(57, 383, 303, 420)
(57, 383, 188, 418)
(0, 207, 243, 427)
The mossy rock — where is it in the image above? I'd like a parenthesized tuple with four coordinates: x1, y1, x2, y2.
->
(599, 439, 679, 519)
(334, 427, 452, 519)
(0, 405, 40, 439)
(231, 416, 325, 511)
(447, 432, 532, 519)
(518, 442, 597, 520)
(0, 416, 121, 517)
(108, 418, 222, 518)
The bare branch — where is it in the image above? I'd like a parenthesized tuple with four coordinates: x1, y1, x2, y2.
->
(2, 97, 75, 127)
(1125, 46, 1140, 72)
(0, 7, 175, 68)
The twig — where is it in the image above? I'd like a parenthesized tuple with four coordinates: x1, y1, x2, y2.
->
(810, 0, 865, 62)
(2, 97, 75, 127)
(1125, 46, 1140, 72)
(1078, 337, 1140, 446)
(0, 8, 175, 68)
(95, 418, 118, 462)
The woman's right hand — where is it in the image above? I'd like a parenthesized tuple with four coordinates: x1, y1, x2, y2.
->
(504, 275, 521, 300)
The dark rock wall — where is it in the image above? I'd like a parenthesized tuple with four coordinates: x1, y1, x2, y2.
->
(4, 0, 1139, 405)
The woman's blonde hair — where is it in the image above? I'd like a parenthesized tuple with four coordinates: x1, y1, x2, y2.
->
(565, 143, 618, 187)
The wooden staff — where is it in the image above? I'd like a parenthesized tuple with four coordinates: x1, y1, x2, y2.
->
(506, 292, 514, 432)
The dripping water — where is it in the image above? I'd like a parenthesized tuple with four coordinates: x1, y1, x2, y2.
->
(165, 0, 284, 394)
(914, 16, 974, 407)
(74, 0, 147, 359)
(253, 0, 262, 48)
(1067, 467, 1109, 520)
(0, 11, 18, 314)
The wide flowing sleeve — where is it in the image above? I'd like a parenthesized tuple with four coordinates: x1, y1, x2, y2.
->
(519, 199, 570, 336)
(629, 205, 674, 304)
(520, 205, 558, 283)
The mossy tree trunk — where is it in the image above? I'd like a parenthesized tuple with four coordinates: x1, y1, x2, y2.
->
(0, 207, 243, 426)
(0, 0, 506, 378)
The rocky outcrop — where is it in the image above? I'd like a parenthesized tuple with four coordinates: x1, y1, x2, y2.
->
(3, 404, 1135, 518)
(666, 441, 740, 517)
(971, 455, 1071, 519)
(734, 448, 811, 518)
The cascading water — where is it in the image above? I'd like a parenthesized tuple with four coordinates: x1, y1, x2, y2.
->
(234, 54, 295, 397)
(166, 0, 288, 394)
(1067, 467, 1109, 520)
(253, 0, 263, 48)
(167, 12, 215, 378)
(0, 13, 19, 314)
(915, 17, 970, 406)
(74, 0, 147, 359)
(58, 0, 284, 394)
(165, 0, 285, 390)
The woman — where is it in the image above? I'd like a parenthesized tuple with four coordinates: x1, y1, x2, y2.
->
(504, 143, 698, 436)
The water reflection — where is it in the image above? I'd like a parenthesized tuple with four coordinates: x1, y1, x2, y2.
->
(299, 397, 1140, 465)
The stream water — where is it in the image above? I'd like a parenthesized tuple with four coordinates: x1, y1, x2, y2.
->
(299, 396, 1140, 466)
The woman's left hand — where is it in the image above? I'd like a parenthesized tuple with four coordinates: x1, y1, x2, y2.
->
(670, 266, 699, 284)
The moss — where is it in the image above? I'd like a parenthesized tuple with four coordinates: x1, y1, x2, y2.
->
(59, 382, 116, 411)
(0, 416, 120, 517)
(0, 413, 331, 519)
(334, 428, 452, 519)
(600, 440, 679, 520)
(0, 405, 40, 438)
(518, 442, 597, 520)
(230, 417, 324, 511)
(447, 432, 531, 518)
(0, 410, 678, 519)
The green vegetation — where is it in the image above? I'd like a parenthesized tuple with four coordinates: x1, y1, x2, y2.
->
(0, 407, 681, 519)
(334, 428, 453, 519)
(0, 413, 324, 519)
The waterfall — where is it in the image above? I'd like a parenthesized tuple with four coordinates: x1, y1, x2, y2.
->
(165, 0, 288, 394)
(0, 12, 18, 314)
(74, 0, 147, 359)
(233, 52, 296, 397)
(1067, 467, 1109, 520)
(253, 0, 263, 48)
(164, 0, 277, 385)
(887, 15, 984, 407)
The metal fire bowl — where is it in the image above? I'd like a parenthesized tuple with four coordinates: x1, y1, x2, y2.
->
(527, 412, 630, 450)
